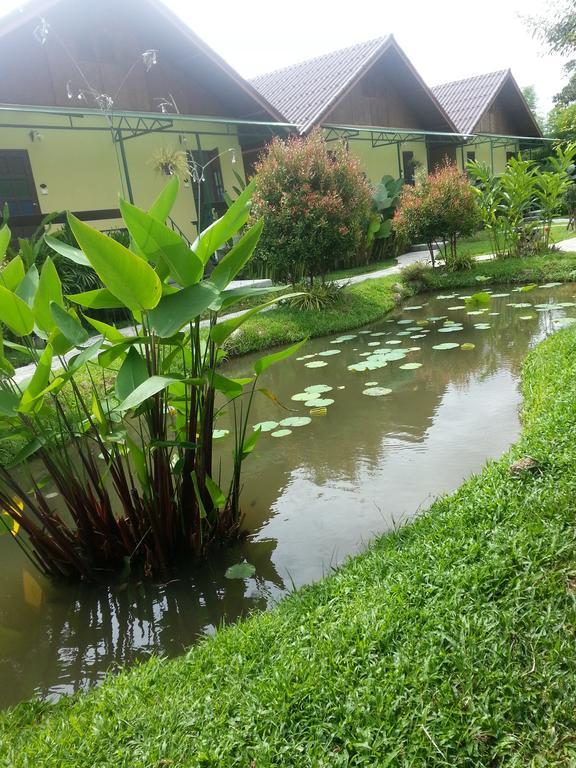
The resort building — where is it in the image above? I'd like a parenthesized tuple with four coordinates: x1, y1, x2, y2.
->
(0, 0, 544, 240)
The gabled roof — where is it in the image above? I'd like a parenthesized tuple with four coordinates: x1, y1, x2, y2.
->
(251, 36, 457, 134)
(0, 0, 286, 122)
(431, 69, 542, 137)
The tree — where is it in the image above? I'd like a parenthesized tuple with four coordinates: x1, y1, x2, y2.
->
(530, 1, 576, 106)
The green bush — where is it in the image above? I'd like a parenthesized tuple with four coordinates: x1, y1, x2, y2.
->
(251, 129, 373, 283)
(283, 280, 348, 311)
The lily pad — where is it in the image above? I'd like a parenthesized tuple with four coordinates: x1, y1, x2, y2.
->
(271, 428, 292, 438)
(305, 361, 328, 368)
(225, 563, 256, 580)
(397, 331, 411, 336)
(306, 398, 334, 407)
(296, 354, 316, 361)
(447, 306, 466, 311)
(318, 349, 341, 356)
(385, 339, 402, 345)
(367, 341, 381, 346)
(409, 346, 421, 351)
(362, 387, 392, 397)
(410, 334, 426, 339)
(539, 282, 563, 288)
(432, 342, 460, 350)
(404, 305, 423, 311)
(253, 421, 279, 432)
(473, 323, 491, 330)
(438, 325, 463, 333)
(397, 319, 413, 325)
(399, 362, 422, 370)
(437, 294, 457, 300)
(304, 384, 333, 394)
(332, 334, 357, 343)
(461, 343, 476, 351)
(291, 392, 319, 402)
(280, 416, 312, 428)
(519, 315, 535, 320)
(426, 316, 447, 322)
(491, 293, 510, 298)
(365, 381, 379, 386)
(507, 302, 532, 308)
(370, 332, 387, 337)
(213, 429, 230, 439)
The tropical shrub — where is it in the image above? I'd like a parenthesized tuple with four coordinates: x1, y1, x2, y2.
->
(0, 178, 301, 582)
(393, 162, 480, 267)
(283, 280, 347, 311)
(251, 129, 372, 283)
(366, 175, 404, 262)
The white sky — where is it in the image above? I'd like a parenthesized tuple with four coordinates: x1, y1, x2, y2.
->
(0, 0, 570, 115)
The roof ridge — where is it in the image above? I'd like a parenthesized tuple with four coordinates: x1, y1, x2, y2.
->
(250, 36, 389, 84)
(431, 69, 509, 91)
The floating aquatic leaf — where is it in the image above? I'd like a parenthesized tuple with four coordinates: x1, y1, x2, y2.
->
(518, 283, 537, 292)
(213, 429, 230, 439)
(539, 282, 562, 288)
(252, 421, 279, 432)
(407, 327, 422, 331)
(437, 294, 457, 300)
(337, 385, 346, 389)
(306, 397, 334, 407)
(458, 295, 473, 301)
(488, 312, 500, 316)
(447, 305, 466, 311)
(296, 354, 316, 361)
(365, 381, 379, 386)
(466, 310, 486, 316)
(534, 303, 559, 311)
(370, 331, 387, 337)
(363, 387, 392, 396)
(271, 428, 292, 438)
(426, 316, 447, 322)
(397, 331, 411, 336)
(367, 341, 381, 346)
(332, 334, 356, 343)
(473, 323, 491, 330)
(410, 334, 426, 339)
(461, 343, 475, 350)
(559, 302, 576, 307)
(304, 384, 333, 394)
(318, 349, 341, 356)
(348, 362, 370, 372)
(385, 339, 402, 345)
(305, 361, 328, 368)
(432, 342, 460, 350)
(310, 407, 327, 415)
(519, 315, 535, 320)
(225, 562, 256, 580)
(397, 320, 412, 325)
(438, 325, 463, 333)
(403, 305, 422, 311)
(280, 416, 312, 428)
(291, 392, 319, 402)
(399, 362, 422, 370)
(359, 330, 372, 334)
(491, 293, 510, 298)
(507, 302, 532, 308)
(409, 346, 421, 351)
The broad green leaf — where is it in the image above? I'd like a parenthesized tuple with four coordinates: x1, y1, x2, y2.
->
(68, 214, 162, 311)
(116, 347, 149, 401)
(0, 256, 25, 291)
(208, 219, 264, 291)
(67, 338, 104, 374)
(148, 281, 219, 338)
(237, 428, 261, 461)
(192, 179, 255, 265)
(224, 562, 256, 580)
(0, 224, 10, 260)
(190, 470, 208, 520)
(254, 339, 306, 376)
(205, 475, 225, 510)
(83, 314, 126, 341)
(149, 176, 179, 223)
(117, 375, 182, 412)
(44, 235, 91, 267)
(0, 389, 18, 417)
(0, 285, 34, 336)
(126, 436, 148, 487)
(215, 285, 285, 313)
(15, 265, 39, 307)
(206, 372, 250, 398)
(119, 199, 202, 286)
(0, 356, 15, 377)
(210, 293, 302, 346)
(19, 343, 53, 413)
(33, 257, 63, 334)
(7, 436, 45, 469)
(50, 302, 89, 346)
(67, 288, 126, 309)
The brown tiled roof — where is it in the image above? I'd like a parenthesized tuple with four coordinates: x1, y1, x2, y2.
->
(431, 70, 509, 134)
(250, 37, 392, 132)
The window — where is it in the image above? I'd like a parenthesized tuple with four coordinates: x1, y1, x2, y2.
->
(506, 151, 516, 163)
(188, 148, 227, 227)
(402, 151, 416, 185)
(466, 151, 476, 163)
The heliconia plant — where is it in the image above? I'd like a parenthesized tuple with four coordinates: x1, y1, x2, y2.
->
(0, 178, 302, 582)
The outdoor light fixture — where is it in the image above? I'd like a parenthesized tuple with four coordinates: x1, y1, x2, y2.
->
(39, 183, 48, 195)
(29, 130, 43, 142)
(142, 49, 158, 72)
(231, 149, 236, 164)
(33, 17, 50, 45)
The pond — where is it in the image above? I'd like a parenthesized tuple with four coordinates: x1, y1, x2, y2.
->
(1, 283, 575, 709)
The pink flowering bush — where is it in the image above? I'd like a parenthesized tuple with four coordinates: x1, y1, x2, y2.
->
(251, 129, 373, 283)
(393, 162, 480, 269)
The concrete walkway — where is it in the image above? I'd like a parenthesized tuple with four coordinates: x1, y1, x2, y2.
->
(12, 237, 576, 384)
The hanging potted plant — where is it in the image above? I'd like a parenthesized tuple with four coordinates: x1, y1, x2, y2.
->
(150, 146, 189, 178)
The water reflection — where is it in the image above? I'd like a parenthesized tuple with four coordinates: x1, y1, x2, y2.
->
(1, 285, 575, 707)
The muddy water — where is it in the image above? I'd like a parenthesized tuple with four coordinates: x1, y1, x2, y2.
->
(1, 284, 575, 708)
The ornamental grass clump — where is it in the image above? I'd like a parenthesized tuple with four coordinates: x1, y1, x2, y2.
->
(0, 178, 303, 582)
(251, 129, 373, 284)
(393, 162, 480, 269)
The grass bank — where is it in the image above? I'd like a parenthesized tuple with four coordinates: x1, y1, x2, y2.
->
(3, 295, 576, 765)
(438, 222, 574, 260)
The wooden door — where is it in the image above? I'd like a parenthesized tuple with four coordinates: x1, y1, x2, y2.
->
(0, 150, 40, 239)
(427, 143, 457, 172)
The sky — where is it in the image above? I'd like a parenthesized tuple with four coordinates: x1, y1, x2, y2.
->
(0, 0, 570, 116)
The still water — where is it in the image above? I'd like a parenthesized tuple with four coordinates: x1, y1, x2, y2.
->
(1, 283, 575, 708)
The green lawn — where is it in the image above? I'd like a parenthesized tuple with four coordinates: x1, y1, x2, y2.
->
(3, 299, 576, 766)
(439, 222, 575, 260)
(326, 256, 397, 281)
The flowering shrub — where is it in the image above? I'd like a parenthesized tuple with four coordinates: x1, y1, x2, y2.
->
(251, 130, 372, 283)
(393, 162, 480, 268)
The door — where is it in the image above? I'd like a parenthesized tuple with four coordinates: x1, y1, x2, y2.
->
(0, 150, 40, 239)
(188, 149, 227, 231)
(427, 143, 457, 173)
